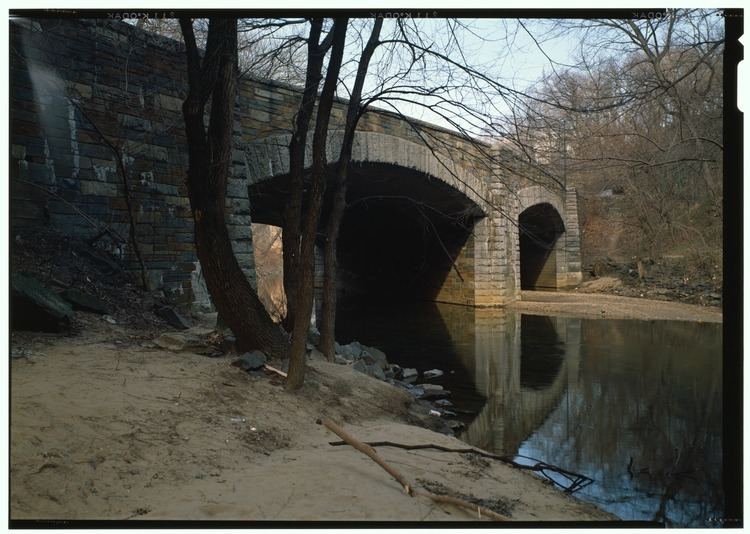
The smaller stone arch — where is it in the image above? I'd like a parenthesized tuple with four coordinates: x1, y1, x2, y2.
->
(513, 185, 583, 291)
(519, 202, 565, 290)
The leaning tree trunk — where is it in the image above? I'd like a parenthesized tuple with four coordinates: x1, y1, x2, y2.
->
(180, 17, 289, 359)
(285, 18, 349, 390)
(319, 19, 383, 360)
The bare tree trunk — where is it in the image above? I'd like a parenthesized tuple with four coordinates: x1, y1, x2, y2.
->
(319, 19, 382, 361)
(180, 18, 289, 359)
(285, 18, 349, 390)
(282, 19, 326, 333)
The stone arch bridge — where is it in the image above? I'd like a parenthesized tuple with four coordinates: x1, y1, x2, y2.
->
(10, 18, 582, 309)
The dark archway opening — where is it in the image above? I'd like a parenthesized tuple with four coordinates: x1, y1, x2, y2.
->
(247, 162, 484, 305)
(519, 203, 564, 290)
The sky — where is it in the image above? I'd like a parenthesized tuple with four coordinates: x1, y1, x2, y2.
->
(337, 17, 583, 135)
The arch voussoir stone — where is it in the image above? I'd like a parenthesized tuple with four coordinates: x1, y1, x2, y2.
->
(243, 131, 494, 210)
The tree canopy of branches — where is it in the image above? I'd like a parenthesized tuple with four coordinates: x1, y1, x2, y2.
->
(514, 11, 723, 263)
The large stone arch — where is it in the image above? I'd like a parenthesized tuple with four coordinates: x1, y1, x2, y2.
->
(241, 130, 494, 211)
(511, 185, 583, 292)
(238, 131, 513, 307)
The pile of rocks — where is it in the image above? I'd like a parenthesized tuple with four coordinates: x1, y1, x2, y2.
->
(328, 341, 463, 435)
(330, 341, 391, 380)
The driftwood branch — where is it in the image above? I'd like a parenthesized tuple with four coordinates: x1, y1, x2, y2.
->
(320, 418, 510, 520)
(321, 418, 413, 495)
(328, 439, 593, 494)
(263, 364, 288, 378)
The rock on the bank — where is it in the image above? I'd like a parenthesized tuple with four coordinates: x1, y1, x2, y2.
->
(236, 350, 267, 371)
(59, 288, 109, 314)
(361, 345, 389, 370)
(11, 273, 74, 332)
(401, 368, 418, 383)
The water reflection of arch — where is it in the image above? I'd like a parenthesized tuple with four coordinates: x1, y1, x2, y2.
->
(459, 312, 581, 455)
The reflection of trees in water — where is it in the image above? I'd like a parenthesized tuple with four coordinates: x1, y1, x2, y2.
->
(523, 319, 722, 526)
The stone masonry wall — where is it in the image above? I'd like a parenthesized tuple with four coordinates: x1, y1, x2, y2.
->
(10, 17, 581, 308)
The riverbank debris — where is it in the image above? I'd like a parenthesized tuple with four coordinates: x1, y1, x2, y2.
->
(326, 439, 594, 494)
(423, 369, 444, 379)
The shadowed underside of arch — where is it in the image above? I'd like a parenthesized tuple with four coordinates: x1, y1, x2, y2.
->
(513, 186, 583, 292)
(242, 131, 512, 307)
(519, 203, 565, 290)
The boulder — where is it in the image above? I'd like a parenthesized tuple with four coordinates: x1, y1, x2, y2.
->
(390, 380, 413, 391)
(235, 350, 267, 371)
(423, 369, 444, 380)
(11, 273, 73, 332)
(361, 345, 389, 370)
(59, 288, 109, 314)
(352, 360, 369, 375)
(416, 384, 451, 399)
(156, 306, 190, 330)
(368, 364, 386, 381)
(407, 387, 426, 398)
(333, 354, 349, 365)
(338, 341, 363, 360)
(401, 368, 418, 383)
(421, 388, 451, 400)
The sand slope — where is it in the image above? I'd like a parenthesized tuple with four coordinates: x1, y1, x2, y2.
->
(10, 322, 614, 523)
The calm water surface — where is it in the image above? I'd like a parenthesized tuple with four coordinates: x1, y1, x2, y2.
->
(336, 300, 723, 527)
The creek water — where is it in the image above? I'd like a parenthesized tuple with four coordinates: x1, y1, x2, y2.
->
(335, 299, 723, 527)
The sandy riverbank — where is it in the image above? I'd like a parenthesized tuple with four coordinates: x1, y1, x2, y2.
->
(10, 318, 616, 523)
(510, 290, 722, 323)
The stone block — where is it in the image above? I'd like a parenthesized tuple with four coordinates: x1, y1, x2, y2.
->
(250, 109, 270, 122)
(159, 93, 183, 112)
(81, 180, 117, 196)
(11, 144, 26, 159)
